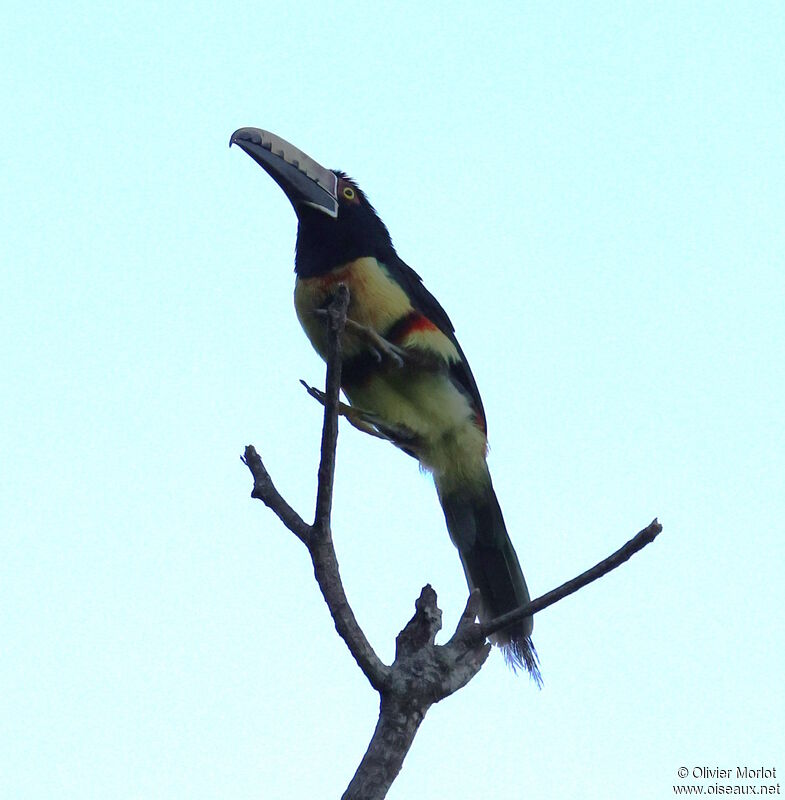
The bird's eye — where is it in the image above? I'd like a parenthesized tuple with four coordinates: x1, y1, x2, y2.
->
(342, 187, 356, 200)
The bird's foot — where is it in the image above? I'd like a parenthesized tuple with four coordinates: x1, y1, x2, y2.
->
(313, 309, 407, 367)
(347, 320, 408, 367)
(300, 381, 396, 441)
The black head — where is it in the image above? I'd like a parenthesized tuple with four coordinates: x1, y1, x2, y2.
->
(230, 128, 395, 278)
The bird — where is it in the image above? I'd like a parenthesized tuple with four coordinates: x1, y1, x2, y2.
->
(231, 128, 540, 682)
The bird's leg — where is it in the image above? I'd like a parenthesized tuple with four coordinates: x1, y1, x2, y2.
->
(300, 380, 416, 444)
(346, 319, 408, 367)
(343, 317, 437, 371)
(313, 309, 408, 367)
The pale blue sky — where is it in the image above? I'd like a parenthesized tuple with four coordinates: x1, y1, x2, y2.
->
(2, 2, 783, 798)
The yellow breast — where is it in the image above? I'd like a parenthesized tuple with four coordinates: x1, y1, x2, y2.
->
(294, 256, 459, 362)
(294, 257, 412, 357)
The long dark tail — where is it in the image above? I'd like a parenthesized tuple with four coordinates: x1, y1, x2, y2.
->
(436, 469, 541, 685)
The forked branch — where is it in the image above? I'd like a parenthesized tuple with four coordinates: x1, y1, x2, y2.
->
(241, 289, 663, 800)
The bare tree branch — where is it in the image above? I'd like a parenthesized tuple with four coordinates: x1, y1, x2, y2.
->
(314, 284, 350, 535)
(308, 534, 390, 692)
(480, 518, 663, 641)
(241, 445, 311, 545)
(243, 287, 388, 691)
(342, 587, 490, 800)
(308, 285, 389, 690)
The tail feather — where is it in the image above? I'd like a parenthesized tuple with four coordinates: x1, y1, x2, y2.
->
(436, 471, 541, 685)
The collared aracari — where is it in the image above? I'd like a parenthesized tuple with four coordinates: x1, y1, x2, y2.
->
(231, 128, 539, 681)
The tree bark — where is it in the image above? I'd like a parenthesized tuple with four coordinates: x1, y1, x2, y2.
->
(342, 697, 426, 800)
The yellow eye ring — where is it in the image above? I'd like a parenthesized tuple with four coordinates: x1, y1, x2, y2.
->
(342, 187, 356, 200)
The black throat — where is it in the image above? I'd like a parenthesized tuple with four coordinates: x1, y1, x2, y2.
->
(294, 195, 396, 278)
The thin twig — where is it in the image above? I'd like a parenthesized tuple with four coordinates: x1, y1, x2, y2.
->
(480, 518, 662, 640)
(241, 445, 311, 545)
(314, 284, 350, 535)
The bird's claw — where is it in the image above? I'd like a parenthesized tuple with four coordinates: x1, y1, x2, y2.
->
(358, 325, 406, 367)
(313, 309, 407, 368)
(300, 380, 395, 441)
